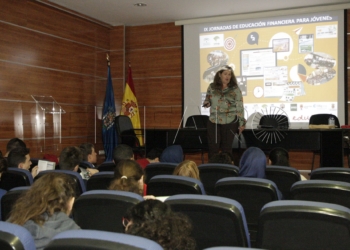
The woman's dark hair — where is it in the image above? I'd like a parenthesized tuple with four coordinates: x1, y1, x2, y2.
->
(109, 159, 144, 195)
(269, 147, 290, 166)
(209, 152, 234, 164)
(212, 65, 238, 90)
(125, 200, 196, 250)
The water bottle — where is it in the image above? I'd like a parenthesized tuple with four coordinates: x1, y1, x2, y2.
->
(328, 116, 335, 126)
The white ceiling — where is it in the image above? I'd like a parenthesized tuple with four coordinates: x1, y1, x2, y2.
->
(37, 0, 350, 26)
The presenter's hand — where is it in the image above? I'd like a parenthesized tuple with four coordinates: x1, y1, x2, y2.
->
(238, 126, 245, 134)
(202, 102, 210, 108)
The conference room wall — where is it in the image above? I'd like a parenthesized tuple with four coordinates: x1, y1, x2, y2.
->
(0, 0, 119, 161)
(0, 0, 349, 168)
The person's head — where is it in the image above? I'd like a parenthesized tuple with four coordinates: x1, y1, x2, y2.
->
(213, 65, 237, 89)
(160, 145, 183, 163)
(269, 147, 290, 166)
(209, 152, 234, 165)
(239, 147, 266, 178)
(7, 147, 31, 170)
(5, 138, 26, 157)
(8, 172, 76, 225)
(173, 160, 200, 180)
(113, 144, 134, 165)
(109, 159, 144, 195)
(79, 143, 97, 164)
(59, 146, 83, 171)
(124, 200, 196, 250)
(0, 155, 8, 176)
(146, 148, 163, 163)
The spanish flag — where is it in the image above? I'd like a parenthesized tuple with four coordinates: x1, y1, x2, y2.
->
(121, 65, 143, 145)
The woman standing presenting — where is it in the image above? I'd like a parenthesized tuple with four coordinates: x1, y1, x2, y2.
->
(203, 65, 246, 158)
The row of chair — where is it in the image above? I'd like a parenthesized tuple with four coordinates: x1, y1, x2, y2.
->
(0, 221, 164, 250)
(9, 160, 350, 200)
(3, 193, 350, 250)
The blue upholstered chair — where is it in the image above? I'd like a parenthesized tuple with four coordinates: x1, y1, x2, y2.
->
(44, 229, 163, 250)
(265, 165, 301, 199)
(72, 190, 144, 233)
(1, 186, 29, 221)
(144, 163, 177, 184)
(34, 170, 86, 196)
(0, 168, 33, 191)
(256, 200, 350, 250)
(215, 177, 282, 246)
(86, 171, 114, 191)
(0, 221, 36, 250)
(198, 163, 239, 195)
(147, 175, 206, 196)
(165, 194, 250, 249)
(310, 167, 350, 183)
(290, 179, 350, 209)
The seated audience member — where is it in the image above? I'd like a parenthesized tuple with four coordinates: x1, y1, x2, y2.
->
(208, 152, 235, 165)
(78, 143, 99, 178)
(4, 137, 26, 157)
(240, 147, 283, 198)
(0, 155, 7, 179)
(173, 160, 200, 180)
(7, 172, 80, 250)
(109, 159, 153, 199)
(268, 147, 307, 181)
(7, 147, 38, 178)
(59, 146, 87, 178)
(160, 145, 184, 164)
(113, 144, 135, 165)
(239, 147, 266, 178)
(136, 147, 163, 169)
(124, 199, 196, 250)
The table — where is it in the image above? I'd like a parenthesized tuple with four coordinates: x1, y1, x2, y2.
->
(145, 128, 348, 167)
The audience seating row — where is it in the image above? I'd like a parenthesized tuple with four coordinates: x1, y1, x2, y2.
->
(2, 193, 350, 250)
(0, 221, 163, 250)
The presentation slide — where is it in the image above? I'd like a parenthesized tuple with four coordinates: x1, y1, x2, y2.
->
(184, 10, 345, 129)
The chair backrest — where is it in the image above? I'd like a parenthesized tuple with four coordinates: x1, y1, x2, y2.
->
(165, 194, 250, 249)
(115, 115, 139, 147)
(97, 162, 116, 172)
(265, 165, 301, 199)
(45, 229, 163, 250)
(203, 247, 265, 250)
(147, 175, 206, 196)
(72, 190, 144, 233)
(309, 113, 340, 127)
(215, 177, 281, 246)
(310, 167, 350, 183)
(0, 221, 36, 250)
(0, 168, 33, 191)
(198, 163, 239, 195)
(256, 200, 350, 250)
(290, 179, 350, 209)
(34, 170, 86, 196)
(1, 186, 30, 221)
(86, 171, 114, 191)
(144, 163, 177, 184)
(0, 189, 7, 221)
(185, 115, 209, 129)
(259, 114, 289, 129)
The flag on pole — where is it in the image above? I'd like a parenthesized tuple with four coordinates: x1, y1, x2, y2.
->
(102, 55, 117, 161)
(121, 64, 143, 145)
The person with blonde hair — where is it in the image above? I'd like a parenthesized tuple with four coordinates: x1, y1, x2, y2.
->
(173, 160, 200, 180)
(109, 159, 149, 197)
(7, 172, 80, 250)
